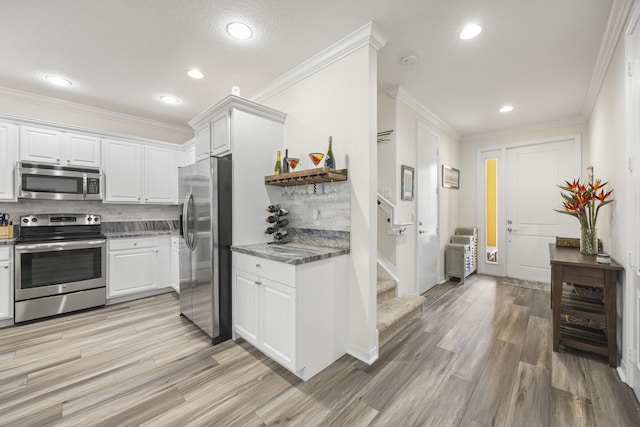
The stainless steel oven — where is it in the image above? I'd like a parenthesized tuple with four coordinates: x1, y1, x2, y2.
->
(14, 214, 106, 323)
(18, 162, 102, 200)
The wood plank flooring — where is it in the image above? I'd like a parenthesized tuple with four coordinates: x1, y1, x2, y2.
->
(1, 275, 639, 426)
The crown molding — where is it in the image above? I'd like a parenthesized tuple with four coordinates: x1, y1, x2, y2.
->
(383, 85, 461, 141)
(252, 21, 388, 102)
(582, 0, 634, 118)
(189, 94, 287, 128)
(0, 86, 193, 137)
(461, 116, 588, 143)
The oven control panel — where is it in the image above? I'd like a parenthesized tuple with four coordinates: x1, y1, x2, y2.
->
(20, 214, 101, 227)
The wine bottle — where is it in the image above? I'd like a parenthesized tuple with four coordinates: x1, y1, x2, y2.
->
(265, 215, 278, 223)
(274, 230, 288, 240)
(324, 136, 335, 170)
(266, 204, 281, 213)
(276, 208, 289, 216)
(283, 149, 290, 173)
(276, 218, 289, 228)
(265, 226, 277, 234)
(274, 150, 281, 175)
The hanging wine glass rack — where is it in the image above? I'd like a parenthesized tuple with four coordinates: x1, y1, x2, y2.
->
(264, 167, 348, 187)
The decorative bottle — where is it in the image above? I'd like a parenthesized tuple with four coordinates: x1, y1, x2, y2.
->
(283, 149, 290, 173)
(324, 136, 335, 170)
(274, 150, 281, 175)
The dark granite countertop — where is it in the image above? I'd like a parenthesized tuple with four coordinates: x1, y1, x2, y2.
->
(231, 242, 349, 265)
(0, 238, 15, 246)
(104, 230, 175, 239)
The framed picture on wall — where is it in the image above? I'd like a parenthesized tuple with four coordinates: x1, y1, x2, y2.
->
(442, 165, 460, 189)
(401, 165, 414, 201)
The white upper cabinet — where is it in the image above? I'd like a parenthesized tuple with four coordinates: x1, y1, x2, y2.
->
(103, 139, 143, 203)
(211, 110, 230, 156)
(19, 126, 61, 164)
(0, 123, 17, 201)
(194, 121, 211, 161)
(20, 126, 101, 167)
(144, 146, 178, 204)
(103, 139, 179, 204)
(61, 133, 101, 167)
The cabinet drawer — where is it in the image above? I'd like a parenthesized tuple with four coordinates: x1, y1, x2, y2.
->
(109, 237, 159, 251)
(234, 252, 295, 286)
(171, 236, 180, 249)
(0, 246, 9, 261)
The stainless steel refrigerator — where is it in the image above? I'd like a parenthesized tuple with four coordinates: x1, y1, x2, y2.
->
(178, 155, 232, 344)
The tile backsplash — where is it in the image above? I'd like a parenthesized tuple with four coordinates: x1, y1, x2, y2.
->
(266, 181, 350, 232)
(0, 200, 179, 222)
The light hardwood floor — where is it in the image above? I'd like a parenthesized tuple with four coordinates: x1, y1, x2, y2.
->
(1, 275, 639, 426)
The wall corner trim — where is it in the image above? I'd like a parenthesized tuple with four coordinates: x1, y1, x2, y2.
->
(252, 21, 388, 102)
(582, 0, 634, 118)
(384, 84, 461, 140)
(0, 86, 193, 137)
(346, 343, 379, 365)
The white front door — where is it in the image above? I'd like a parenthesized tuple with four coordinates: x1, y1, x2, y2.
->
(505, 136, 580, 282)
(416, 124, 439, 293)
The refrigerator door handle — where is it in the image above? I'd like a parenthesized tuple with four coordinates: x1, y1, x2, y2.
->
(183, 192, 196, 250)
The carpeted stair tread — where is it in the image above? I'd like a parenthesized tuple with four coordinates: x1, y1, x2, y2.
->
(377, 294, 425, 347)
(377, 278, 397, 301)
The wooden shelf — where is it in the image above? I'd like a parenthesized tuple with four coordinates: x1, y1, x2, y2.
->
(265, 167, 348, 187)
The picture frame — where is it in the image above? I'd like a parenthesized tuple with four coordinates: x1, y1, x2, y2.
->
(442, 165, 460, 189)
(401, 165, 414, 201)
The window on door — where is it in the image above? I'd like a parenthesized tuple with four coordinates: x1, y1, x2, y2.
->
(485, 158, 498, 263)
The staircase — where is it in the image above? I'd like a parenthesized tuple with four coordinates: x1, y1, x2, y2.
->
(377, 277, 426, 348)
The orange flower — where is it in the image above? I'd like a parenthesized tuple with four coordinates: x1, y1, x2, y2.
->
(555, 177, 614, 230)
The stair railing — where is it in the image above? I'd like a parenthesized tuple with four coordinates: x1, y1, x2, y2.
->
(377, 192, 413, 235)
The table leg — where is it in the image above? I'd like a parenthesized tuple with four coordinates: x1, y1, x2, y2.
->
(604, 270, 617, 367)
(552, 264, 563, 352)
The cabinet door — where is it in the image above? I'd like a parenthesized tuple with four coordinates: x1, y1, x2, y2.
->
(62, 133, 101, 167)
(211, 110, 230, 156)
(19, 126, 61, 164)
(144, 146, 177, 204)
(233, 270, 260, 346)
(260, 278, 296, 370)
(103, 139, 143, 203)
(194, 122, 211, 161)
(108, 248, 158, 297)
(0, 123, 17, 201)
(0, 260, 12, 320)
(171, 237, 180, 292)
(156, 235, 172, 289)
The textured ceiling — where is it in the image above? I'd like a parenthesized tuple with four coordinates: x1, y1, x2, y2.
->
(0, 0, 614, 137)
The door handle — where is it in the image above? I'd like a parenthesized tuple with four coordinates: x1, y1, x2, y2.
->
(419, 230, 426, 234)
(508, 228, 518, 232)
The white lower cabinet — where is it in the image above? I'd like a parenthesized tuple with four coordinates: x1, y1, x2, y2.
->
(0, 247, 13, 320)
(107, 236, 172, 298)
(170, 236, 180, 292)
(232, 252, 347, 381)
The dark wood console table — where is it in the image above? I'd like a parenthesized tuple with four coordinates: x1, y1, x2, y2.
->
(549, 244, 623, 367)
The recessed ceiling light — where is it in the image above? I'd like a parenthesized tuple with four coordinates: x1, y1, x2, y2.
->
(187, 69, 204, 79)
(44, 75, 72, 87)
(460, 23, 482, 40)
(160, 95, 179, 105)
(227, 22, 253, 40)
(500, 105, 514, 113)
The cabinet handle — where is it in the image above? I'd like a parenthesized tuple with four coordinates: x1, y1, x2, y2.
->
(3, 266, 7, 269)
(255, 263, 261, 268)
(255, 280, 262, 286)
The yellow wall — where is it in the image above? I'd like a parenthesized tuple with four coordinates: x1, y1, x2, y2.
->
(486, 159, 497, 247)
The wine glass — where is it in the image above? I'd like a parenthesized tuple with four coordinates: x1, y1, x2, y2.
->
(309, 153, 324, 169)
(287, 157, 300, 172)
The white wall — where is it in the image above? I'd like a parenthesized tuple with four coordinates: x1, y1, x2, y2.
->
(377, 90, 397, 264)
(258, 45, 379, 362)
(376, 89, 461, 294)
(588, 38, 626, 258)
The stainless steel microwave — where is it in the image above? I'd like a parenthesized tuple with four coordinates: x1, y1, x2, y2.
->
(17, 162, 103, 201)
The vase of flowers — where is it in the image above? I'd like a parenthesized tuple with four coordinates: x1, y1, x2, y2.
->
(555, 178, 614, 255)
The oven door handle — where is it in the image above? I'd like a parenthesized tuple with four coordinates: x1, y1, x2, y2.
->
(15, 239, 106, 252)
